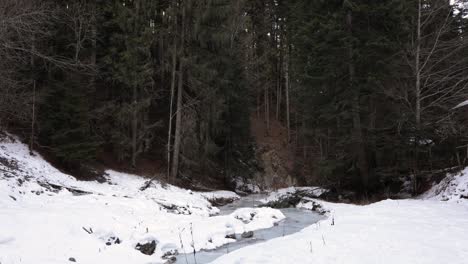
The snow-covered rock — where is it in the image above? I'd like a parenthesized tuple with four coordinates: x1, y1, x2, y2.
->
(296, 198, 329, 215)
(200, 190, 240, 206)
(260, 186, 328, 208)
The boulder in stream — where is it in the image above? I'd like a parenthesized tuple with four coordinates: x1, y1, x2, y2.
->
(241, 231, 254, 238)
(225, 233, 236, 240)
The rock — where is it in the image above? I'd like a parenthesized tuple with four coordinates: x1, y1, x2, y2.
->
(68, 257, 76, 262)
(208, 197, 237, 206)
(262, 188, 329, 209)
(225, 233, 236, 240)
(162, 249, 178, 260)
(163, 256, 177, 264)
(235, 211, 257, 223)
(241, 231, 254, 238)
(262, 194, 302, 208)
(301, 199, 328, 215)
(135, 240, 157, 255)
(294, 197, 330, 215)
(105, 236, 121, 246)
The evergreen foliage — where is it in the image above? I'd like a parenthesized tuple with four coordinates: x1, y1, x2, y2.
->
(1, 0, 468, 193)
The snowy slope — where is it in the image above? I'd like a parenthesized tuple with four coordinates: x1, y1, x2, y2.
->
(213, 199, 468, 264)
(0, 135, 284, 264)
(423, 167, 468, 202)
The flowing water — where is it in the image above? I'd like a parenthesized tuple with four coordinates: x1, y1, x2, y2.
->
(175, 194, 323, 264)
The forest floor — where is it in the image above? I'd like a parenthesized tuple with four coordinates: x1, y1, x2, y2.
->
(1, 134, 468, 264)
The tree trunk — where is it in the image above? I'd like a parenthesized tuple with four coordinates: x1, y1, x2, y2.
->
(131, 85, 138, 168)
(171, 2, 186, 179)
(412, 0, 423, 188)
(171, 62, 184, 179)
(257, 91, 261, 118)
(29, 34, 36, 155)
(265, 85, 270, 135)
(285, 47, 291, 143)
(276, 71, 280, 120)
(29, 80, 36, 155)
(415, 0, 422, 129)
(131, 0, 141, 169)
(347, 9, 369, 190)
(167, 4, 178, 179)
(277, 27, 283, 121)
(91, 1, 97, 90)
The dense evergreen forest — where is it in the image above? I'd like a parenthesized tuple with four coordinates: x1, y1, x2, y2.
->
(1, 0, 467, 197)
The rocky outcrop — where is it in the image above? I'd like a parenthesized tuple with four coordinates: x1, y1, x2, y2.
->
(249, 115, 299, 191)
(255, 149, 297, 190)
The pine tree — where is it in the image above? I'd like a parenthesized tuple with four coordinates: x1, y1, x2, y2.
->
(99, 0, 157, 167)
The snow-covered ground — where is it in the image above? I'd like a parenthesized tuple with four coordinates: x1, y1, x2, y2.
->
(213, 199, 468, 264)
(2, 132, 468, 264)
(0, 135, 284, 264)
(212, 176, 468, 264)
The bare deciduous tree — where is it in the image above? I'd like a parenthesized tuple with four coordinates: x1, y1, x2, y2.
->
(406, 1, 468, 128)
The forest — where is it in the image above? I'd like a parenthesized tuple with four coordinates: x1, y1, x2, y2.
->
(1, 0, 468, 198)
(2, 1, 468, 263)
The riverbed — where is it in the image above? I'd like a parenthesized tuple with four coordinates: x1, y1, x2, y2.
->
(176, 194, 323, 264)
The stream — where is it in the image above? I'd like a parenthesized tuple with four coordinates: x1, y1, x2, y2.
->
(175, 194, 323, 264)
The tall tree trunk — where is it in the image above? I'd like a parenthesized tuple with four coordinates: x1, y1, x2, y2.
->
(277, 26, 283, 121)
(415, 0, 422, 130)
(265, 86, 270, 135)
(412, 0, 423, 193)
(257, 91, 261, 118)
(276, 70, 280, 120)
(131, 84, 138, 168)
(167, 4, 178, 179)
(171, 2, 186, 179)
(131, 0, 141, 169)
(30, 80, 36, 155)
(91, 1, 97, 90)
(29, 36, 35, 155)
(347, 9, 368, 190)
(285, 46, 291, 143)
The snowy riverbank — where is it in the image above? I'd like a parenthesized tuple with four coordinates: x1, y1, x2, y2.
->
(213, 182, 468, 264)
(0, 135, 284, 263)
(2, 133, 468, 264)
